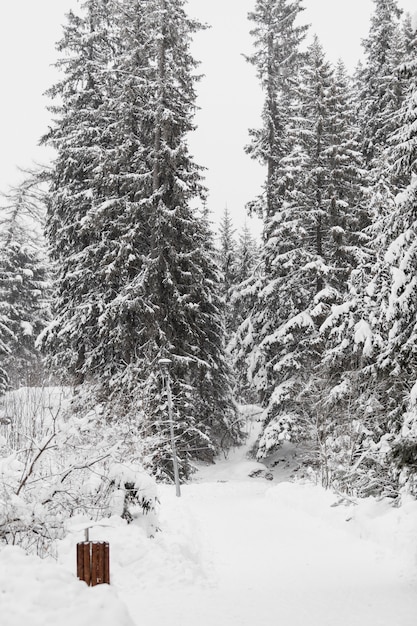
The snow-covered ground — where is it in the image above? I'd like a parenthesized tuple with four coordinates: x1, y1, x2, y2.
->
(2, 407, 417, 626)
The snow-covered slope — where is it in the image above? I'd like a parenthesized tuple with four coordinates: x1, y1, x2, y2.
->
(1, 406, 417, 625)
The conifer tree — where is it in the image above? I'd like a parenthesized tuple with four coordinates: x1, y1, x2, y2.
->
(402, 12, 417, 62)
(246, 0, 308, 220)
(228, 223, 261, 403)
(358, 0, 404, 170)
(370, 40, 417, 495)
(235, 224, 259, 285)
(218, 207, 238, 335)
(312, 1, 417, 497)
(40, 0, 118, 383)
(242, 0, 308, 442)
(107, 0, 239, 478)
(0, 179, 49, 388)
(254, 39, 342, 454)
(245, 28, 368, 461)
(42, 0, 240, 480)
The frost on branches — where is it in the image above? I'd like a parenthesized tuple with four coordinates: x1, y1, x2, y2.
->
(0, 387, 158, 556)
(0, 176, 50, 391)
(40, 0, 241, 482)
(234, 0, 417, 500)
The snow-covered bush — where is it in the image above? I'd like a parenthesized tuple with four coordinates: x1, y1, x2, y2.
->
(0, 387, 158, 556)
(106, 462, 158, 535)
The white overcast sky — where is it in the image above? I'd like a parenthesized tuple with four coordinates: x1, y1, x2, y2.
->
(0, 0, 416, 235)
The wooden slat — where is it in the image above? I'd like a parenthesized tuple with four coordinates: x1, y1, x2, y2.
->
(83, 542, 91, 586)
(97, 543, 103, 586)
(91, 542, 99, 586)
(76, 542, 85, 581)
(103, 542, 110, 584)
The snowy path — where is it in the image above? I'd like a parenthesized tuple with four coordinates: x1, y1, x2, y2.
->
(114, 422, 417, 626)
(117, 480, 417, 626)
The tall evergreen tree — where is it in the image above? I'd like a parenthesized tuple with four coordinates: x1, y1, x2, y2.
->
(234, 224, 260, 287)
(0, 179, 49, 389)
(245, 28, 368, 461)
(242, 0, 308, 434)
(402, 12, 417, 62)
(228, 223, 261, 403)
(111, 0, 239, 478)
(369, 37, 417, 495)
(246, 0, 308, 221)
(358, 0, 404, 170)
(313, 11, 417, 496)
(42, 0, 240, 480)
(254, 39, 342, 455)
(40, 0, 118, 383)
(218, 207, 237, 335)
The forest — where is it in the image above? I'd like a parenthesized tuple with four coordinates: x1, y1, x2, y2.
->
(1, 0, 417, 554)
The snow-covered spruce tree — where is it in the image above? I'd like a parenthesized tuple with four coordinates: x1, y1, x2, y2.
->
(63, 0, 156, 387)
(369, 43, 417, 496)
(358, 0, 404, 173)
(218, 207, 238, 335)
(40, 0, 119, 384)
(301, 57, 375, 487)
(42, 0, 240, 481)
(42, 0, 150, 385)
(102, 0, 239, 480)
(245, 33, 368, 462)
(324, 137, 417, 496)
(245, 0, 308, 221)
(295, 41, 369, 298)
(228, 223, 261, 403)
(235, 224, 259, 287)
(242, 0, 308, 436)
(0, 179, 50, 389)
(314, 24, 417, 498)
(316, 186, 395, 495)
(402, 12, 417, 63)
(232, 222, 260, 334)
(261, 40, 365, 455)
(219, 213, 261, 402)
(316, 45, 417, 493)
